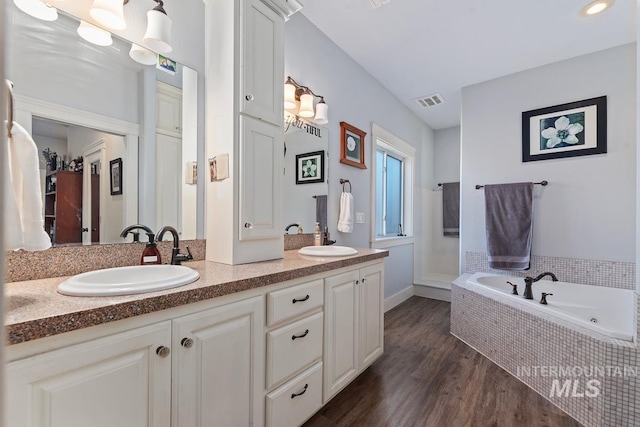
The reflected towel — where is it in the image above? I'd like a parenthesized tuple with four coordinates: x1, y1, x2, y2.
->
(484, 182, 533, 270)
(315, 195, 327, 231)
(3, 121, 52, 251)
(337, 191, 354, 233)
(442, 182, 459, 237)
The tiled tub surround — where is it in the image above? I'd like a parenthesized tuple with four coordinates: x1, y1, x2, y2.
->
(465, 251, 635, 289)
(5, 240, 207, 283)
(452, 275, 640, 427)
(5, 249, 387, 345)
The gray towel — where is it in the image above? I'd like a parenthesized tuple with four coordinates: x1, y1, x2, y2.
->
(484, 182, 534, 270)
(442, 182, 460, 237)
(315, 195, 327, 231)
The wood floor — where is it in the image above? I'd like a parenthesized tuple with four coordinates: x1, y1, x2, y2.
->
(304, 296, 583, 427)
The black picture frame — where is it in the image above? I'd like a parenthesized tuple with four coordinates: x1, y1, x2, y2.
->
(522, 96, 607, 162)
(110, 158, 123, 195)
(295, 150, 324, 185)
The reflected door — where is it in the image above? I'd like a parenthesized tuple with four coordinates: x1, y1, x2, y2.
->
(83, 144, 106, 245)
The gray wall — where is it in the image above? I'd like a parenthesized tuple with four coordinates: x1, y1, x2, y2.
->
(285, 14, 435, 298)
(460, 44, 637, 271)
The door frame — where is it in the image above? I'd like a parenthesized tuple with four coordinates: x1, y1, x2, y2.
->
(82, 141, 107, 245)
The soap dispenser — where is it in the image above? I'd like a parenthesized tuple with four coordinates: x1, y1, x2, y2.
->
(141, 233, 162, 265)
(313, 222, 322, 246)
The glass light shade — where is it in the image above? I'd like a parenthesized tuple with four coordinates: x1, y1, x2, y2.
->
(90, 0, 126, 30)
(129, 43, 157, 65)
(143, 9, 172, 53)
(284, 82, 297, 110)
(77, 20, 113, 46)
(314, 100, 328, 124)
(298, 91, 315, 118)
(14, 0, 58, 21)
(581, 0, 613, 15)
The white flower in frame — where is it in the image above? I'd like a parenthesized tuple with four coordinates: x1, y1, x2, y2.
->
(541, 116, 584, 148)
(302, 159, 317, 177)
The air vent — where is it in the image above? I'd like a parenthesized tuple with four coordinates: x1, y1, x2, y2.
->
(370, 0, 391, 8)
(415, 93, 445, 108)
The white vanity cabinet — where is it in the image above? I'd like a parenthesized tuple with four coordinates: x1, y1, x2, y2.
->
(323, 263, 384, 402)
(6, 321, 173, 427)
(172, 296, 264, 427)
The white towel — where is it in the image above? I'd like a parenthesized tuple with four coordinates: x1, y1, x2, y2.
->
(3, 121, 52, 251)
(337, 191, 354, 233)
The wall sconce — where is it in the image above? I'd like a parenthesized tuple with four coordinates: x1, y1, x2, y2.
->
(13, 0, 61, 21)
(284, 76, 328, 125)
(90, 0, 173, 53)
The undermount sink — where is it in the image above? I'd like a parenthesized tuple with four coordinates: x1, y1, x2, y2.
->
(57, 265, 200, 297)
(298, 246, 358, 257)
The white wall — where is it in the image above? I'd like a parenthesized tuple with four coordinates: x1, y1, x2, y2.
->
(422, 126, 460, 280)
(285, 14, 435, 298)
(461, 44, 637, 271)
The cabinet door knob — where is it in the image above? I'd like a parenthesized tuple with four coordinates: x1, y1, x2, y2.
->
(244, 222, 253, 229)
(82, 228, 89, 232)
(362, 278, 367, 283)
(356, 280, 359, 285)
(181, 338, 194, 348)
(245, 94, 254, 101)
(292, 295, 310, 304)
(291, 329, 310, 340)
(156, 346, 171, 358)
(291, 384, 308, 399)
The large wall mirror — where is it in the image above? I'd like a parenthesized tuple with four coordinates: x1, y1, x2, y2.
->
(6, 0, 204, 246)
(283, 123, 329, 234)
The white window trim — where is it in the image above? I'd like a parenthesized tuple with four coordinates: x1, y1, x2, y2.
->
(370, 123, 415, 248)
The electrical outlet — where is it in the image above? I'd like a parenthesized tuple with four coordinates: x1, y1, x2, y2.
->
(355, 212, 365, 223)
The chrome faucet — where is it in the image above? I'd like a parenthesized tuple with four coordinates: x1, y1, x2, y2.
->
(523, 272, 558, 300)
(284, 223, 303, 234)
(157, 226, 193, 265)
(120, 224, 154, 243)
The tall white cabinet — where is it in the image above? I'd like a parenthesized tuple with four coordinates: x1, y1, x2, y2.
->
(205, 0, 295, 264)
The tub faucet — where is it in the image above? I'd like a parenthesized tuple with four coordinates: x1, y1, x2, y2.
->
(120, 224, 154, 242)
(523, 272, 559, 300)
(157, 226, 193, 265)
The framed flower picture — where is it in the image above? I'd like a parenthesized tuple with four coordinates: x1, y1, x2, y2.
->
(522, 96, 607, 162)
(340, 121, 367, 169)
(109, 158, 123, 195)
(295, 150, 324, 185)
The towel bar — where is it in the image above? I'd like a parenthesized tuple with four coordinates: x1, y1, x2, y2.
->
(475, 180, 548, 190)
(339, 178, 352, 193)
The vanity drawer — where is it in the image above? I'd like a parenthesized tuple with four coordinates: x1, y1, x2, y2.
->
(267, 279, 323, 325)
(266, 362, 323, 427)
(266, 312, 323, 389)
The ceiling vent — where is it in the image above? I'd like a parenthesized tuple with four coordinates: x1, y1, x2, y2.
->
(415, 93, 445, 108)
(370, 0, 391, 8)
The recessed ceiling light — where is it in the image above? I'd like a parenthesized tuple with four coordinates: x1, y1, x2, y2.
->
(581, 0, 614, 16)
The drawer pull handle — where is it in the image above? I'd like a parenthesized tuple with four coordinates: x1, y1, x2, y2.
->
(291, 383, 308, 399)
(291, 329, 309, 340)
(292, 295, 310, 304)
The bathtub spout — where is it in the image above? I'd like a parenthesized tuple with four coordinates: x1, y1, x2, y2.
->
(523, 272, 559, 300)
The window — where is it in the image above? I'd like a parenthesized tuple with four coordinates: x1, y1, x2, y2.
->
(371, 124, 415, 246)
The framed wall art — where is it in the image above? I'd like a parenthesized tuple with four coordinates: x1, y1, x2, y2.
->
(340, 121, 367, 169)
(109, 158, 122, 195)
(522, 96, 607, 162)
(295, 150, 325, 184)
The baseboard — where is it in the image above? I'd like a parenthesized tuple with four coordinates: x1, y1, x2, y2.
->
(384, 285, 414, 312)
(414, 284, 451, 302)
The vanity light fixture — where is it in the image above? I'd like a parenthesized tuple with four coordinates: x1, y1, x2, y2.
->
(90, 0, 126, 30)
(129, 43, 157, 65)
(284, 76, 329, 125)
(580, 0, 614, 16)
(77, 20, 113, 46)
(13, 0, 59, 21)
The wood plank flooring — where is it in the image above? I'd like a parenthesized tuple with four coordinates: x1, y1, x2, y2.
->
(304, 296, 583, 427)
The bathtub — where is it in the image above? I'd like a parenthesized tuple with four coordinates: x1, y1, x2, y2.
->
(465, 272, 635, 342)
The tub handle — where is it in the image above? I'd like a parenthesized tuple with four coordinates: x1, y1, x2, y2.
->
(506, 281, 518, 295)
(540, 292, 553, 305)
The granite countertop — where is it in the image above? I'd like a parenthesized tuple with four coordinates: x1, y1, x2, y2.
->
(5, 249, 388, 345)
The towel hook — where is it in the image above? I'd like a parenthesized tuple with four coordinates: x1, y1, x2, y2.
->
(339, 178, 351, 193)
(5, 79, 14, 139)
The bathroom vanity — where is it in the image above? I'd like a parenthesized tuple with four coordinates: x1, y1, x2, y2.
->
(5, 249, 387, 427)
